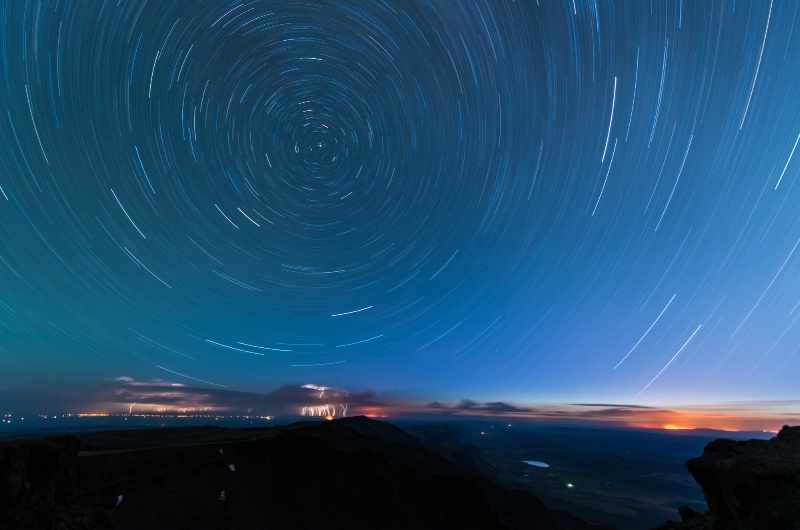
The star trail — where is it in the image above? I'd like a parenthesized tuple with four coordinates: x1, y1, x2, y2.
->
(1, 1, 799, 415)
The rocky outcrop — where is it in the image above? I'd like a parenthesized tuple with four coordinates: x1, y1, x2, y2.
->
(0, 435, 83, 528)
(654, 425, 800, 530)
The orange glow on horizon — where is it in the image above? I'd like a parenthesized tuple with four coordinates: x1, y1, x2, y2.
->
(626, 418, 752, 432)
(390, 402, 794, 432)
(358, 407, 389, 419)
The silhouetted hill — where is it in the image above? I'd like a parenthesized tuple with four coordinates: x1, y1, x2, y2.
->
(1, 416, 611, 529)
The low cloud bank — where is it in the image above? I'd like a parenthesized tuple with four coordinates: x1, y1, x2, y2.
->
(96, 377, 387, 418)
(426, 399, 531, 414)
(418, 399, 799, 431)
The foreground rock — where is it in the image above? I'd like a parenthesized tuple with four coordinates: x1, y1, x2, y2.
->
(654, 425, 800, 529)
(1, 416, 610, 529)
(0, 436, 83, 528)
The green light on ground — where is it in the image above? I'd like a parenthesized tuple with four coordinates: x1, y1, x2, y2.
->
(566, 483, 574, 488)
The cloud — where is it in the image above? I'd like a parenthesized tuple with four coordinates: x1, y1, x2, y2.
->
(560, 406, 674, 419)
(571, 403, 655, 409)
(414, 400, 799, 431)
(415, 399, 683, 422)
(96, 377, 386, 417)
(426, 399, 532, 415)
(482, 401, 531, 413)
(455, 399, 478, 410)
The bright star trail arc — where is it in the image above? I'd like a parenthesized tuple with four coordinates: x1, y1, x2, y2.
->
(0, 1, 799, 411)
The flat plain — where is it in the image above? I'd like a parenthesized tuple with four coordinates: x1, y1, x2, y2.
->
(401, 420, 771, 530)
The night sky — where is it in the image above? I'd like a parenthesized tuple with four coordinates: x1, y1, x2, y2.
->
(1, 1, 799, 418)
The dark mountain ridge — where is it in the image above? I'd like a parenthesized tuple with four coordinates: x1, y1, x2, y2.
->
(1, 416, 610, 529)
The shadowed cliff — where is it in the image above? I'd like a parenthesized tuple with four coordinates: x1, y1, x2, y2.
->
(654, 425, 800, 530)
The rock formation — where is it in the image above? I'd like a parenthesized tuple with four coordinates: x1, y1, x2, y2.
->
(0, 435, 83, 528)
(655, 425, 800, 530)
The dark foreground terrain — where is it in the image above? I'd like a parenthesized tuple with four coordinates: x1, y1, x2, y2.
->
(2, 417, 797, 529)
(0, 416, 611, 529)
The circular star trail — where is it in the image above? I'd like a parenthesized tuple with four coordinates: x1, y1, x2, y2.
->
(1, 1, 799, 409)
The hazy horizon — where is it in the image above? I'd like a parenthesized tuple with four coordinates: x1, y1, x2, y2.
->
(3, 379, 798, 433)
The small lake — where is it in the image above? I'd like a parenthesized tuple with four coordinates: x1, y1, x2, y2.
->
(523, 460, 549, 468)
